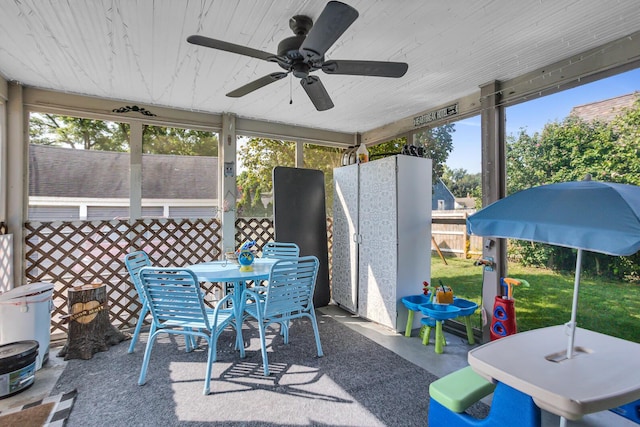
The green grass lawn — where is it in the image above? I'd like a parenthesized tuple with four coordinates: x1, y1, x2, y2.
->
(430, 256, 640, 343)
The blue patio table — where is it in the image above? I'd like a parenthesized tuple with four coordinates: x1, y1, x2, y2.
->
(187, 258, 277, 355)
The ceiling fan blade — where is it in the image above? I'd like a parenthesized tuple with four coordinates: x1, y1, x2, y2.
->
(300, 1, 358, 62)
(227, 73, 288, 97)
(187, 35, 275, 61)
(300, 76, 334, 111)
(322, 60, 408, 77)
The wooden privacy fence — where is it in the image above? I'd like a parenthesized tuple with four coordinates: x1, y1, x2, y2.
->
(22, 217, 334, 341)
(431, 211, 483, 259)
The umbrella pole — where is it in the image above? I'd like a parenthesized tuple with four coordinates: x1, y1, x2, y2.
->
(566, 248, 583, 360)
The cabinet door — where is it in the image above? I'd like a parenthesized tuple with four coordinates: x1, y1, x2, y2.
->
(358, 156, 398, 329)
(396, 155, 432, 330)
(332, 164, 359, 312)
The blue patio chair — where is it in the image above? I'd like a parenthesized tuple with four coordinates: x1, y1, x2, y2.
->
(239, 256, 324, 376)
(262, 241, 300, 259)
(256, 242, 301, 294)
(124, 251, 198, 353)
(137, 266, 235, 395)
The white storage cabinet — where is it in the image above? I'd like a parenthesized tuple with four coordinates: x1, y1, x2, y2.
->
(332, 154, 432, 332)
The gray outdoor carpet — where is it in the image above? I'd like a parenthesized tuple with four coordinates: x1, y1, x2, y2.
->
(53, 313, 489, 426)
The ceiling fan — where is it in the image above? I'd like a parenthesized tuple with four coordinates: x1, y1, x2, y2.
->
(187, 1, 408, 111)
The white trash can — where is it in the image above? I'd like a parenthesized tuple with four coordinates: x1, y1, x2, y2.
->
(0, 282, 54, 370)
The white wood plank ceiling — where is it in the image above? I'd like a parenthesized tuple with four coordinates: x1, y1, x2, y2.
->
(1, 0, 639, 135)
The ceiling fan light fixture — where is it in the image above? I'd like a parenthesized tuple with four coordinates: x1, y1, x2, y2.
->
(292, 62, 310, 79)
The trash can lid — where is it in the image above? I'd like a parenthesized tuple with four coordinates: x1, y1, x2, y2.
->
(0, 282, 54, 301)
(0, 340, 39, 361)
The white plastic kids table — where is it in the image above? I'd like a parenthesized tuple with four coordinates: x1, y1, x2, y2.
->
(468, 325, 640, 422)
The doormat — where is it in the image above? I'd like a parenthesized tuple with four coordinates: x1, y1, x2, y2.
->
(0, 389, 77, 426)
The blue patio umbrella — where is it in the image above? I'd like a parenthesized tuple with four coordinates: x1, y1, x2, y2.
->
(467, 178, 640, 359)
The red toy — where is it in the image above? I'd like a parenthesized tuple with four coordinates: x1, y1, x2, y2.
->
(423, 281, 430, 296)
(490, 277, 529, 341)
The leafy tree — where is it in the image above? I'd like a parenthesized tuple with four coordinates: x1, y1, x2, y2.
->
(236, 139, 294, 217)
(368, 124, 455, 186)
(29, 113, 129, 151)
(142, 125, 218, 156)
(441, 166, 481, 198)
(304, 144, 344, 214)
(606, 98, 640, 185)
(234, 124, 457, 218)
(507, 117, 618, 193)
(505, 129, 546, 195)
(417, 124, 456, 181)
(29, 113, 219, 156)
(367, 137, 406, 159)
(506, 96, 640, 280)
(235, 138, 342, 217)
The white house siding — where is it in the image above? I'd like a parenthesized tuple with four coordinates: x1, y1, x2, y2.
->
(29, 206, 80, 221)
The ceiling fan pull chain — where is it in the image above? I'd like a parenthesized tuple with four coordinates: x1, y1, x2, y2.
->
(289, 73, 293, 105)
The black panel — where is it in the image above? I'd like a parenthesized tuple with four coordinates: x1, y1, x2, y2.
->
(273, 167, 330, 307)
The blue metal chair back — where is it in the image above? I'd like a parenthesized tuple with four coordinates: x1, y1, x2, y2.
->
(138, 267, 211, 331)
(123, 251, 152, 353)
(263, 256, 318, 319)
(137, 266, 235, 395)
(124, 251, 151, 302)
(240, 256, 323, 376)
(262, 241, 300, 259)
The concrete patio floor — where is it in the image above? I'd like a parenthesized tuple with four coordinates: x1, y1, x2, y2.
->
(1, 304, 634, 426)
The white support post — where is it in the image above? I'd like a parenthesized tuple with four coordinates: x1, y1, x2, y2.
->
(129, 121, 143, 220)
(479, 80, 507, 342)
(6, 82, 26, 286)
(295, 141, 303, 168)
(220, 114, 237, 254)
(0, 93, 6, 222)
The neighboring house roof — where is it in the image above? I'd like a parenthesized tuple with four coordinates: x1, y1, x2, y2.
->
(432, 179, 455, 210)
(569, 92, 639, 123)
(433, 179, 479, 211)
(29, 144, 218, 199)
(455, 197, 476, 209)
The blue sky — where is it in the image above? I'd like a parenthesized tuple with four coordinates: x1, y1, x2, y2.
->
(446, 68, 640, 174)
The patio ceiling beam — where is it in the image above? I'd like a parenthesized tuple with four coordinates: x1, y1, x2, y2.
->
(361, 92, 481, 146)
(362, 29, 640, 146)
(235, 117, 354, 147)
(498, 29, 640, 108)
(22, 88, 223, 132)
(22, 87, 355, 148)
